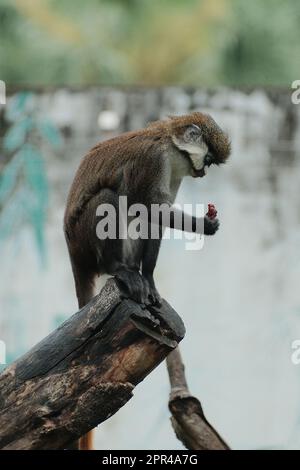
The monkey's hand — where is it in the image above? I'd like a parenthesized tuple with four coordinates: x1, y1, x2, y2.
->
(204, 215, 220, 235)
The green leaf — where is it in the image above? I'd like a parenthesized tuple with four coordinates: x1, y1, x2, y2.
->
(23, 144, 48, 207)
(3, 117, 33, 152)
(0, 189, 27, 241)
(0, 144, 49, 265)
(37, 120, 62, 149)
(0, 150, 24, 203)
(6, 92, 33, 122)
(23, 145, 48, 265)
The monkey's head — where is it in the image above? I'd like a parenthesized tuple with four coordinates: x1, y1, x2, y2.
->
(169, 112, 231, 178)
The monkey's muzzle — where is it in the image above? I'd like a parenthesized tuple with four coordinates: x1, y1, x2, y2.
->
(192, 166, 206, 178)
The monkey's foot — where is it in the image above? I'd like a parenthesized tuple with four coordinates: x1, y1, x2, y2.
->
(115, 268, 150, 305)
(142, 274, 162, 307)
(148, 286, 162, 307)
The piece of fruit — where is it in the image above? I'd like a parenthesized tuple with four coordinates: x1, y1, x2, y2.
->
(206, 203, 217, 219)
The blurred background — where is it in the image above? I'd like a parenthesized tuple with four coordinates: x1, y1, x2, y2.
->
(1, 0, 300, 450)
(1, 0, 300, 87)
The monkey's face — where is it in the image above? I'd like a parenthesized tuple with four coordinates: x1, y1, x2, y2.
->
(170, 113, 231, 178)
(172, 124, 210, 178)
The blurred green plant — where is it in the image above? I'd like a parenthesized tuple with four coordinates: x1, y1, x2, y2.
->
(0, 91, 62, 264)
(0, 0, 299, 86)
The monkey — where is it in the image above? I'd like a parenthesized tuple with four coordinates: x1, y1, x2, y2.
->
(64, 111, 231, 449)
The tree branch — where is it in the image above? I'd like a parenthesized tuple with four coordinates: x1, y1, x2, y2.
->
(166, 347, 230, 450)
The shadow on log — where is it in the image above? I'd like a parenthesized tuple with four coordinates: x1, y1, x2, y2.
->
(0, 279, 185, 450)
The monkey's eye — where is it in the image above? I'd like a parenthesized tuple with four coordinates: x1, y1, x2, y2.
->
(204, 153, 214, 166)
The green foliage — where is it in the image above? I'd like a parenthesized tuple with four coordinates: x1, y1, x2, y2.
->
(37, 121, 62, 149)
(0, 92, 62, 264)
(0, 0, 299, 86)
(3, 118, 34, 152)
(218, 0, 300, 86)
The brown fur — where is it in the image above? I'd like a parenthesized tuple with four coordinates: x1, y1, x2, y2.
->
(64, 112, 230, 233)
(168, 112, 230, 163)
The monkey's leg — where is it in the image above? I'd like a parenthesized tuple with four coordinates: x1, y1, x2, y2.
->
(113, 267, 149, 304)
(94, 189, 150, 304)
(142, 234, 162, 306)
(72, 264, 96, 309)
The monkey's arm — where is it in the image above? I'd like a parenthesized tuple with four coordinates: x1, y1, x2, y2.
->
(142, 199, 219, 236)
(140, 203, 218, 307)
(164, 206, 219, 235)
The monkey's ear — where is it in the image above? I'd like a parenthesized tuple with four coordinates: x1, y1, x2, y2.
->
(183, 124, 202, 141)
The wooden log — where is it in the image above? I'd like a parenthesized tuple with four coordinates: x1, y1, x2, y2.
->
(0, 279, 185, 450)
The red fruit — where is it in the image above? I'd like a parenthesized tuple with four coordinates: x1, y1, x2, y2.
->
(206, 203, 217, 219)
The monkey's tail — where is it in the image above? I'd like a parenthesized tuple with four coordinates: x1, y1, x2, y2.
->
(72, 266, 97, 451)
(79, 431, 94, 450)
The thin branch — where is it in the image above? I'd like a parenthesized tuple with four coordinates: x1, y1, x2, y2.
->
(166, 347, 230, 450)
